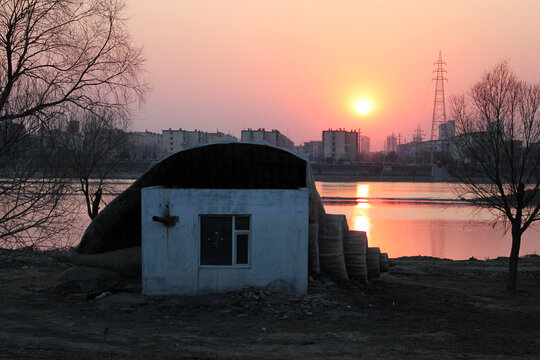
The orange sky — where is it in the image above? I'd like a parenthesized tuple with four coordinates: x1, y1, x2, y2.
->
(127, 0, 540, 150)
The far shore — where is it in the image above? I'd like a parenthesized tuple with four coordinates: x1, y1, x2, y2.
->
(97, 174, 455, 182)
(313, 174, 455, 183)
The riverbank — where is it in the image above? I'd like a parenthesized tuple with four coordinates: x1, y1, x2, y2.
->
(313, 174, 451, 182)
(1, 250, 539, 359)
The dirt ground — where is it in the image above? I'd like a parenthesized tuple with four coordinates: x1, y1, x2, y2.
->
(1, 250, 539, 360)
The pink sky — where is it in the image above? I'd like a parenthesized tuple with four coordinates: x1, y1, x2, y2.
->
(127, 0, 540, 150)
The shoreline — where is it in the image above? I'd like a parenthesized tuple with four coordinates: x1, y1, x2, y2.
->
(313, 174, 455, 183)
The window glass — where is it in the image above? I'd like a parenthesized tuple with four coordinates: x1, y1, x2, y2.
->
(200, 216, 232, 265)
(236, 234, 249, 264)
(235, 216, 250, 231)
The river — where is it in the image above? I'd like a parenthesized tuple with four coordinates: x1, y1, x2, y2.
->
(65, 181, 538, 260)
(317, 181, 539, 260)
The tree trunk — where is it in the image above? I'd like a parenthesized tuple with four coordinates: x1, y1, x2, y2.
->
(90, 188, 102, 220)
(507, 225, 522, 291)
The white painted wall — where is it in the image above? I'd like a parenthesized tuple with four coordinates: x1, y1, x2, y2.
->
(142, 187, 309, 295)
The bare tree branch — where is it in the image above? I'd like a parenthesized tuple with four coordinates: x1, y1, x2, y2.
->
(57, 109, 126, 220)
(444, 62, 540, 291)
(0, 0, 146, 257)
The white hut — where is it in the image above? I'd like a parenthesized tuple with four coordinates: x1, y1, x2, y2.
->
(77, 142, 321, 295)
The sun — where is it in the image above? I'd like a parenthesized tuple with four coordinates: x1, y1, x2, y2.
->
(355, 100, 371, 115)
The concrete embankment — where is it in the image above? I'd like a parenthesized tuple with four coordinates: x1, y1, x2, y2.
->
(311, 163, 453, 182)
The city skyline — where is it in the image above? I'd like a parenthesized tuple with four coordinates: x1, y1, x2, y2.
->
(127, 0, 540, 150)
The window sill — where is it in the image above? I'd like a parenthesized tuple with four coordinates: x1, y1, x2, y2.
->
(199, 265, 251, 269)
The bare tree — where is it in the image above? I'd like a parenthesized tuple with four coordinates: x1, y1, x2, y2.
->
(445, 62, 540, 291)
(0, 0, 146, 252)
(58, 110, 126, 220)
(0, 118, 71, 252)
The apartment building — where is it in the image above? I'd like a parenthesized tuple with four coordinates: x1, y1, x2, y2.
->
(240, 128, 294, 150)
(359, 136, 370, 153)
(162, 128, 236, 156)
(322, 129, 358, 163)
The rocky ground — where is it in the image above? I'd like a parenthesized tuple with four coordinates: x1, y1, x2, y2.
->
(1, 249, 539, 359)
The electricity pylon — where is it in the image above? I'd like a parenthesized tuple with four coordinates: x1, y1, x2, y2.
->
(431, 51, 448, 141)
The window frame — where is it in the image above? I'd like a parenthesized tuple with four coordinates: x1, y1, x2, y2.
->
(199, 214, 251, 268)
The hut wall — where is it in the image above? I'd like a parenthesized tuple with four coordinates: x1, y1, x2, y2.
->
(142, 187, 309, 295)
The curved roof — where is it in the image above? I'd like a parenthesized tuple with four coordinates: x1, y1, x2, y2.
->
(77, 142, 308, 254)
(141, 141, 307, 189)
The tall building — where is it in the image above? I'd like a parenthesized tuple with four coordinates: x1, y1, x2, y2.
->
(162, 128, 236, 156)
(385, 133, 397, 153)
(438, 120, 455, 140)
(125, 131, 163, 160)
(303, 140, 323, 161)
(359, 136, 370, 153)
(322, 129, 358, 163)
(240, 128, 294, 150)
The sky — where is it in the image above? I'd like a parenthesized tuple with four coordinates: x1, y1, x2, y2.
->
(127, 0, 540, 150)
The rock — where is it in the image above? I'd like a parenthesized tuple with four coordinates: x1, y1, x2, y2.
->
(94, 291, 112, 300)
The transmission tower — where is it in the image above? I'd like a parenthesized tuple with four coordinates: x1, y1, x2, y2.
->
(431, 51, 448, 141)
(413, 125, 424, 143)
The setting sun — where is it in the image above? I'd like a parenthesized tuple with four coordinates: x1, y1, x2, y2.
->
(355, 100, 371, 115)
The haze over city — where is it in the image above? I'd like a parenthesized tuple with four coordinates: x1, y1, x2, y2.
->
(127, 0, 540, 150)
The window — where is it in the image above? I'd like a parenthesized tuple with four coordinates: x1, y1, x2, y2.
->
(200, 215, 250, 266)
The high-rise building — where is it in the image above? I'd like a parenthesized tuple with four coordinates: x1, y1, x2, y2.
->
(240, 128, 294, 150)
(322, 129, 358, 163)
(438, 120, 455, 140)
(303, 140, 323, 161)
(162, 128, 236, 156)
(385, 133, 397, 153)
(125, 130, 163, 160)
(359, 136, 370, 153)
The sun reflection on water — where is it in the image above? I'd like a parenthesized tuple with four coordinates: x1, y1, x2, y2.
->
(352, 184, 372, 237)
(356, 184, 369, 199)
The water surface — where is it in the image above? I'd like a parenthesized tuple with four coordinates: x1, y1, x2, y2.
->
(59, 180, 538, 260)
(316, 182, 539, 260)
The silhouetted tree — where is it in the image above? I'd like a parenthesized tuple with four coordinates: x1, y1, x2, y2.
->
(0, 0, 146, 252)
(58, 110, 127, 220)
(445, 62, 539, 291)
(0, 119, 69, 252)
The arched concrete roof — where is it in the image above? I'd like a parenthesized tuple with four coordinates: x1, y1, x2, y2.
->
(144, 141, 307, 189)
